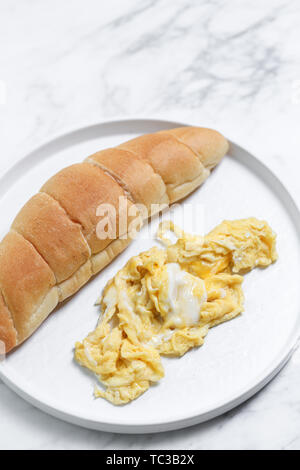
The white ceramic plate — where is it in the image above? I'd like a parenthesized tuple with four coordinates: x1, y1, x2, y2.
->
(0, 118, 300, 434)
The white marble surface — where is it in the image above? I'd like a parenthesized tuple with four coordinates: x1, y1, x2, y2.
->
(0, 0, 300, 450)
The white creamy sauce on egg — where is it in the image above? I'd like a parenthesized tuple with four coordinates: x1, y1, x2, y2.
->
(166, 263, 207, 327)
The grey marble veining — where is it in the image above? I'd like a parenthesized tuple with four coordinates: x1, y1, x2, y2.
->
(0, 0, 300, 450)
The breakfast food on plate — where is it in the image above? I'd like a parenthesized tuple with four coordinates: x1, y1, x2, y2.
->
(0, 126, 229, 353)
(75, 218, 277, 405)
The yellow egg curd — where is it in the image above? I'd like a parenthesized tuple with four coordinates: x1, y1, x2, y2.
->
(75, 217, 277, 405)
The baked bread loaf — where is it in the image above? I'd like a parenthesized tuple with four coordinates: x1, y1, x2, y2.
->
(0, 126, 229, 353)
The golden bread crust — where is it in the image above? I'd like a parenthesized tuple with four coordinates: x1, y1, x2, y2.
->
(41, 163, 135, 255)
(0, 290, 18, 353)
(160, 127, 229, 170)
(0, 231, 56, 342)
(12, 193, 91, 283)
(118, 133, 208, 203)
(86, 148, 169, 210)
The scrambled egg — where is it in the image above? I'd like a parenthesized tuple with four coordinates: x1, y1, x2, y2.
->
(75, 218, 277, 405)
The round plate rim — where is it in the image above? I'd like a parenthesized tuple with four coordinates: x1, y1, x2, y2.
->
(0, 117, 300, 434)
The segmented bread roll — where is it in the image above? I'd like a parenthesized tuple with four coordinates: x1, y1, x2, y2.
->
(118, 132, 209, 203)
(86, 148, 168, 212)
(0, 126, 229, 352)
